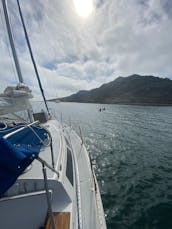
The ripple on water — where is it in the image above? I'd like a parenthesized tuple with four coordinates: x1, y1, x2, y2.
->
(47, 102, 172, 229)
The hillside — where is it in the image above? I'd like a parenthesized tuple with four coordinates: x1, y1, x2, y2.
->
(58, 74, 172, 105)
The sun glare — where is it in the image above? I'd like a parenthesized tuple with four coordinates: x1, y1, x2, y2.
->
(74, 0, 94, 18)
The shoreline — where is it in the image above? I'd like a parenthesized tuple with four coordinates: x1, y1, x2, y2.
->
(51, 100, 172, 107)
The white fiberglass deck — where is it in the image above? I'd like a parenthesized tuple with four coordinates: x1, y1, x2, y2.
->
(0, 119, 106, 229)
(20, 119, 63, 180)
(65, 127, 106, 229)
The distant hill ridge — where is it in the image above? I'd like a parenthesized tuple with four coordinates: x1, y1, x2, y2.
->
(58, 74, 172, 105)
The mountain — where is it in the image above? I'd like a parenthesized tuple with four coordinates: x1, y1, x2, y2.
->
(58, 74, 172, 105)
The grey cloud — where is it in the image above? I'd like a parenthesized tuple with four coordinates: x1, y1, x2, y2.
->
(0, 0, 172, 98)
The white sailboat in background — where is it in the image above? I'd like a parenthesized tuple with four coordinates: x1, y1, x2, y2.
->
(0, 0, 106, 228)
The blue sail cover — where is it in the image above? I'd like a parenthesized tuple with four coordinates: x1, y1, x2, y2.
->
(0, 125, 47, 195)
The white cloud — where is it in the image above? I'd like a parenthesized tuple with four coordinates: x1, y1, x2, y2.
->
(0, 0, 172, 99)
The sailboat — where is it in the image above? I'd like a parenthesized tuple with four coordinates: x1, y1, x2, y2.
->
(0, 0, 107, 228)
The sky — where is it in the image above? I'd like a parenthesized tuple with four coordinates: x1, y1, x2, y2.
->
(0, 0, 172, 99)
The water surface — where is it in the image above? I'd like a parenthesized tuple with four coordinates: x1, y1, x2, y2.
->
(48, 102, 172, 229)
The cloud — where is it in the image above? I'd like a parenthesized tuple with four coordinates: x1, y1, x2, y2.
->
(0, 0, 172, 99)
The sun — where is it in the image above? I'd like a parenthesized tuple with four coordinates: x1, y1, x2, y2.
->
(73, 0, 94, 18)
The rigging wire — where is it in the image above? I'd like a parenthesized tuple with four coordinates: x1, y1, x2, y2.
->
(0, 3, 18, 83)
(16, 0, 51, 116)
(1, 0, 24, 83)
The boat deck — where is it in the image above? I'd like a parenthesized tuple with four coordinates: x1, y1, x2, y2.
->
(19, 119, 62, 180)
(45, 212, 70, 229)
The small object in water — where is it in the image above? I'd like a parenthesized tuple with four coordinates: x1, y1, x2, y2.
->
(99, 108, 102, 112)
(103, 107, 106, 111)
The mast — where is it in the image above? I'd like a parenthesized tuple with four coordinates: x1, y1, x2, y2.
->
(2, 0, 34, 122)
(1, 0, 23, 83)
(16, 0, 51, 117)
(2, 0, 50, 118)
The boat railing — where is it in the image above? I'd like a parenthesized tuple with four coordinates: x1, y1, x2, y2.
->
(3, 120, 59, 176)
(0, 190, 52, 229)
(37, 157, 59, 177)
(0, 189, 51, 202)
(3, 120, 39, 139)
(2, 119, 58, 229)
(57, 127, 65, 172)
(40, 160, 56, 229)
(3, 120, 57, 171)
(65, 129, 83, 229)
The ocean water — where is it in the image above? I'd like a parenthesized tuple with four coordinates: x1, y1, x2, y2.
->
(48, 102, 172, 229)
